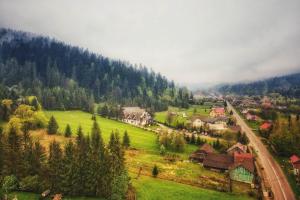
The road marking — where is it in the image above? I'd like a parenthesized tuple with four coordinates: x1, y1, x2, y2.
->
(228, 103, 290, 200)
(266, 158, 287, 200)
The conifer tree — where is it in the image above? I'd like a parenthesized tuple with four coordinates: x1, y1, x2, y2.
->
(48, 140, 63, 192)
(61, 140, 76, 195)
(64, 124, 72, 137)
(32, 141, 46, 177)
(0, 127, 4, 178)
(108, 131, 125, 176)
(47, 116, 59, 135)
(5, 122, 22, 177)
(122, 130, 130, 148)
(152, 165, 159, 177)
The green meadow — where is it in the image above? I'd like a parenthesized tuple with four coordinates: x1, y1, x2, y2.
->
(132, 175, 253, 200)
(45, 110, 158, 152)
(154, 105, 211, 126)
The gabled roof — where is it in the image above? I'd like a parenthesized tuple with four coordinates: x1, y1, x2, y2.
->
(234, 153, 254, 163)
(260, 122, 272, 130)
(227, 142, 247, 153)
(230, 160, 255, 173)
(231, 152, 255, 173)
(290, 155, 300, 164)
(212, 107, 225, 114)
(203, 153, 233, 170)
(200, 143, 215, 153)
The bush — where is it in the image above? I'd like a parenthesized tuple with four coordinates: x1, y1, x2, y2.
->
(19, 175, 40, 192)
(152, 165, 159, 177)
(2, 175, 18, 193)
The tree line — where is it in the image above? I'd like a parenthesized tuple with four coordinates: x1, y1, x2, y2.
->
(0, 28, 192, 112)
(0, 120, 130, 200)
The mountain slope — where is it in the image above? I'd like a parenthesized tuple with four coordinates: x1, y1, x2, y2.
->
(218, 73, 300, 97)
(0, 28, 190, 111)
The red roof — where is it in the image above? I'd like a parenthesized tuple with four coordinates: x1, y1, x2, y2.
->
(290, 155, 300, 164)
(234, 153, 254, 163)
(260, 122, 272, 130)
(212, 107, 225, 114)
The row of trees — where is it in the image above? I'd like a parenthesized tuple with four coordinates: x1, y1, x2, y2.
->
(158, 132, 186, 152)
(270, 115, 300, 156)
(0, 120, 130, 199)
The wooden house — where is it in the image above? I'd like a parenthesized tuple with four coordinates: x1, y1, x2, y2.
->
(203, 153, 233, 172)
(189, 143, 214, 162)
(229, 153, 255, 184)
(122, 107, 152, 126)
(227, 142, 247, 155)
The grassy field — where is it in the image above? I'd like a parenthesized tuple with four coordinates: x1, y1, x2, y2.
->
(42, 110, 253, 198)
(154, 105, 211, 126)
(131, 175, 253, 200)
(45, 110, 158, 152)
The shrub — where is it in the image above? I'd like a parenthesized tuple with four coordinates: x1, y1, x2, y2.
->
(2, 175, 18, 193)
(19, 175, 40, 192)
(160, 144, 166, 155)
(152, 165, 159, 177)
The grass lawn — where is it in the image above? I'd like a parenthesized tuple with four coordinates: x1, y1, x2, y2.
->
(45, 110, 158, 152)
(131, 175, 253, 200)
(154, 105, 211, 126)
(43, 110, 252, 197)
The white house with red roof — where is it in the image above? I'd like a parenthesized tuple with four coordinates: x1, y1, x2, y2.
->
(210, 107, 226, 117)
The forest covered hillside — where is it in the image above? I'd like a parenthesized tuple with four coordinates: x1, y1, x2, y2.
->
(218, 72, 300, 97)
(0, 28, 191, 112)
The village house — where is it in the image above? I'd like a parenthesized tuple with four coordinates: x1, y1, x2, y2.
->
(203, 153, 234, 172)
(229, 153, 255, 184)
(192, 118, 205, 128)
(192, 116, 228, 131)
(260, 122, 272, 131)
(209, 107, 226, 117)
(122, 107, 152, 126)
(189, 143, 215, 163)
(227, 142, 247, 155)
(246, 113, 259, 121)
(290, 155, 300, 175)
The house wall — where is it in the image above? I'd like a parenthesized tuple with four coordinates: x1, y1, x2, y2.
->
(230, 166, 254, 184)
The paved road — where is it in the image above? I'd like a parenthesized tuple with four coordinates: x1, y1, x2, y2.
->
(227, 102, 295, 200)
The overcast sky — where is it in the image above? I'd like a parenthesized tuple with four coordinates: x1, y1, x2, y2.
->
(0, 0, 300, 88)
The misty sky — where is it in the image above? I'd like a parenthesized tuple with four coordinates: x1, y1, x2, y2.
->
(0, 0, 300, 88)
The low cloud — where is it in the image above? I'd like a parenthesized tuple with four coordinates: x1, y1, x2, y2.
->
(1, 0, 300, 88)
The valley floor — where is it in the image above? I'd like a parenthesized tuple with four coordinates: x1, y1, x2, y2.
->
(2, 110, 255, 200)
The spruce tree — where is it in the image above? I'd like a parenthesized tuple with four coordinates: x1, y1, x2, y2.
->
(0, 127, 4, 178)
(32, 141, 46, 177)
(152, 165, 159, 177)
(5, 123, 22, 177)
(122, 130, 130, 148)
(48, 140, 63, 192)
(61, 140, 76, 195)
(64, 124, 72, 137)
(47, 116, 59, 135)
(108, 131, 125, 176)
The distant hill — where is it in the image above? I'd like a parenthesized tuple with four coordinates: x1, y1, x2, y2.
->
(218, 73, 300, 97)
(0, 28, 190, 111)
